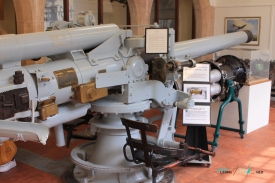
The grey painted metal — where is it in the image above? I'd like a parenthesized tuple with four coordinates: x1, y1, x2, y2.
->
(168, 29, 175, 58)
(0, 137, 9, 142)
(40, 103, 91, 128)
(174, 31, 251, 59)
(0, 121, 49, 144)
(70, 101, 157, 183)
(71, 142, 144, 173)
(96, 70, 129, 88)
(175, 98, 195, 109)
(90, 99, 151, 118)
(54, 124, 66, 147)
(120, 37, 145, 58)
(121, 80, 193, 108)
(144, 108, 182, 149)
(0, 25, 252, 183)
(0, 24, 120, 64)
(87, 30, 131, 64)
(5, 111, 39, 121)
(96, 55, 149, 89)
(71, 115, 169, 182)
(156, 108, 177, 147)
(25, 60, 81, 105)
(146, 135, 179, 149)
(125, 56, 148, 81)
(22, 52, 124, 105)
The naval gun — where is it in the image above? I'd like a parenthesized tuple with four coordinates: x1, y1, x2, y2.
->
(0, 24, 252, 182)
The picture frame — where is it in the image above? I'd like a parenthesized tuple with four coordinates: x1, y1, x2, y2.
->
(182, 105, 211, 125)
(183, 83, 211, 103)
(183, 64, 210, 82)
(224, 17, 261, 46)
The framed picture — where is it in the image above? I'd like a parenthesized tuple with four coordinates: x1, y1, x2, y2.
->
(183, 64, 210, 82)
(183, 83, 211, 103)
(183, 105, 211, 125)
(224, 17, 261, 46)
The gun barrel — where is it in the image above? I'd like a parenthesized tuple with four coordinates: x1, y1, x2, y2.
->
(0, 24, 120, 64)
(174, 30, 253, 59)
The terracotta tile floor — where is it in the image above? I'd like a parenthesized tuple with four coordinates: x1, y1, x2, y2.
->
(1, 101, 275, 183)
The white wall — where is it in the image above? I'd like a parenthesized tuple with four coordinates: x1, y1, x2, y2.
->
(213, 1, 275, 60)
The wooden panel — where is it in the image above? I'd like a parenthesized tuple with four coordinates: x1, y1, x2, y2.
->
(13, 0, 45, 33)
(154, 0, 159, 24)
(245, 77, 269, 86)
(64, 0, 69, 21)
(175, 0, 179, 41)
(13, 0, 46, 65)
(98, 0, 103, 24)
(0, 0, 4, 20)
(127, 0, 154, 35)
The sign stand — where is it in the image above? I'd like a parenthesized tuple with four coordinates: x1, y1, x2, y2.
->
(185, 126, 211, 167)
(181, 63, 212, 166)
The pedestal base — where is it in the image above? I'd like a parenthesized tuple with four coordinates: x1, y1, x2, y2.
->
(64, 165, 175, 183)
(185, 126, 211, 166)
(70, 141, 176, 183)
(69, 99, 176, 183)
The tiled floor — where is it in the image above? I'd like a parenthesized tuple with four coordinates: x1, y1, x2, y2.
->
(1, 102, 275, 183)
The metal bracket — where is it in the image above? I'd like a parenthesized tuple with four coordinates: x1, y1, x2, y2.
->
(96, 70, 129, 88)
(0, 61, 21, 70)
(87, 30, 131, 66)
(122, 80, 192, 108)
(36, 71, 52, 99)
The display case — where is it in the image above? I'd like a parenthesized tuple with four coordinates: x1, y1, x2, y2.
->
(212, 49, 271, 133)
(215, 49, 270, 85)
(211, 80, 271, 134)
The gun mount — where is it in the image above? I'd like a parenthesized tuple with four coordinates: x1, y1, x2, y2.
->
(0, 24, 252, 183)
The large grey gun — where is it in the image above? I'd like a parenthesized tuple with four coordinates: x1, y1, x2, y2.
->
(0, 24, 252, 146)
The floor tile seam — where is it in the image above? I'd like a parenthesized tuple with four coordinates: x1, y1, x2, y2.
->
(15, 147, 73, 178)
